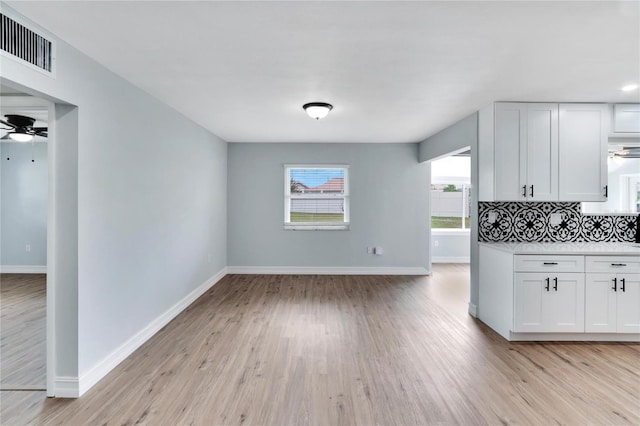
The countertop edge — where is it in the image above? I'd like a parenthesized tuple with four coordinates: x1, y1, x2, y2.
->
(478, 242, 640, 256)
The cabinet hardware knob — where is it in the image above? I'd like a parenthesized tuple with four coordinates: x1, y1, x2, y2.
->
(553, 277, 558, 291)
(612, 277, 617, 292)
(545, 277, 550, 292)
(611, 263, 626, 267)
(543, 262, 558, 265)
(621, 278, 626, 292)
(530, 185, 534, 198)
(522, 185, 527, 198)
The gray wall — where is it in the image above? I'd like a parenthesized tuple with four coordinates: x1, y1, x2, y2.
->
(1, 142, 48, 267)
(228, 143, 429, 270)
(432, 231, 470, 263)
(419, 112, 479, 312)
(419, 113, 478, 162)
(2, 5, 228, 381)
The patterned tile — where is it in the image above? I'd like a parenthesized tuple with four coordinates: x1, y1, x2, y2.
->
(479, 202, 638, 243)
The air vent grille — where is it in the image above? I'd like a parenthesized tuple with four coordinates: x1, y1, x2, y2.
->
(1, 13, 53, 73)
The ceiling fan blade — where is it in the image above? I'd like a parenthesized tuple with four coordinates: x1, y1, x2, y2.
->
(0, 119, 16, 129)
(35, 131, 48, 138)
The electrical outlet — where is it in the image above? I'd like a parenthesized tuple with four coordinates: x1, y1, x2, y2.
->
(374, 246, 383, 255)
(366, 247, 373, 254)
(434, 240, 439, 247)
(488, 212, 498, 223)
(549, 213, 563, 226)
(25, 244, 30, 252)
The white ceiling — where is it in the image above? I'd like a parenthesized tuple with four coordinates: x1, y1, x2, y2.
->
(6, 1, 640, 143)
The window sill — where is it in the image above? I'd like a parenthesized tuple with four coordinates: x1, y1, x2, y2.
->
(284, 223, 350, 231)
(431, 228, 470, 235)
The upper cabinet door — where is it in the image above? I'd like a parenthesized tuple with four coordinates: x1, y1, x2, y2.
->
(526, 104, 558, 201)
(613, 104, 640, 133)
(558, 104, 608, 202)
(494, 103, 527, 201)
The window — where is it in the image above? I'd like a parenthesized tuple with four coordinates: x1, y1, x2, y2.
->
(284, 165, 349, 230)
(431, 155, 471, 230)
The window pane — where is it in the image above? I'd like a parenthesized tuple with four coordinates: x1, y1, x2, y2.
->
(290, 198, 345, 223)
(290, 168, 344, 194)
(431, 182, 465, 228)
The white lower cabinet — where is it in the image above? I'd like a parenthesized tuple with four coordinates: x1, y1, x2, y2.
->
(514, 272, 584, 332)
(586, 273, 640, 334)
(479, 246, 640, 341)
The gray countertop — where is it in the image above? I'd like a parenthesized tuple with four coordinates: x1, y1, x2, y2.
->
(479, 242, 640, 255)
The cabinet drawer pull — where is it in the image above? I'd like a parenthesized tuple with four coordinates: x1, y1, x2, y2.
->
(522, 185, 527, 198)
(545, 277, 550, 292)
(553, 277, 558, 291)
(621, 278, 626, 292)
(530, 185, 534, 198)
(612, 278, 617, 291)
(610, 263, 627, 267)
(543, 262, 558, 266)
(604, 185, 608, 198)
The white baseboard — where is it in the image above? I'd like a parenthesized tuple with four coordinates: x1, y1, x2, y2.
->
(54, 376, 79, 398)
(76, 267, 227, 397)
(226, 266, 430, 275)
(431, 257, 470, 264)
(508, 332, 640, 342)
(468, 302, 477, 317)
(0, 265, 46, 273)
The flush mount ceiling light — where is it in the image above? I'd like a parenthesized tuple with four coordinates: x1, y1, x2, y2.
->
(8, 131, 33, 142)
(621, 84, 639, 92)
(303, 102, 333, 120)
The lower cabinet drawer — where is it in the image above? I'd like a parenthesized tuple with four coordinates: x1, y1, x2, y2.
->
(515, 255, 584, 273)
(586, 256, 640, 273)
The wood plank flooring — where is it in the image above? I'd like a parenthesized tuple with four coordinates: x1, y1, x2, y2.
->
(0, 274, 46, 390)
(2, 265, 639, 425)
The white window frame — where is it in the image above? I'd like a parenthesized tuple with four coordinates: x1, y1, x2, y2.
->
(284, 164, 350, 230)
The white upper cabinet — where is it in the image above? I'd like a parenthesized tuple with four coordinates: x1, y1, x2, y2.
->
(612, 104, 640, 133)
(493, 103, 558, 201)
(558, 104, 608, 202)
(480, 102, 606, 202)
(494, 103, 527, 201)
(526, 104, 559, 201)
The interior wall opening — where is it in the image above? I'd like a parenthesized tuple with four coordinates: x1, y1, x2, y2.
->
(428, 147, 471, 317)
(0, 86, 49, 393)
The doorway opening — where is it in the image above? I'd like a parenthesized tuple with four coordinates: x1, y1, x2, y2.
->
(0, 87, 50, 393)
(428, 148, 471, 318)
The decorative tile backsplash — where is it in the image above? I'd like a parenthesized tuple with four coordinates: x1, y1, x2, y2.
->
(478, 202, 638, 243)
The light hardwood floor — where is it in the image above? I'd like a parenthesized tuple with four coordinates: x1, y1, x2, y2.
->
(0, 274, 46, 390)
(2, 265, 639, 425)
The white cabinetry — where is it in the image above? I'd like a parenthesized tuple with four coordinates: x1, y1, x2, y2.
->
(480, 102, 607, 202)
(558, 104, 608, 202)
(612, 104, 640, 133)
(494, 103, 558, 201)
(478, 245, 640, 341)
(585, 256, 640, 333)
(513, 255, 584, 333)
